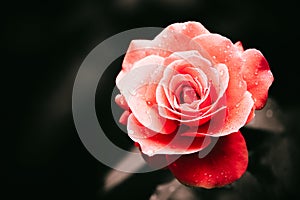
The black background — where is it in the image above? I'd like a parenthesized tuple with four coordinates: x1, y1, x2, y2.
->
(4, 0, 299, 199)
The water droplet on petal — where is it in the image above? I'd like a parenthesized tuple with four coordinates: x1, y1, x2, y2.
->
(146, 101, 152, 105)
(235, 103, 240, 108)
(254, 69, 259, 75)
(219, 69, 224, 76)
(255, 81, 259, 86)
(204, 173, 207, 176)
(182, 24, 187, 30)
(212, 56, 216, 59)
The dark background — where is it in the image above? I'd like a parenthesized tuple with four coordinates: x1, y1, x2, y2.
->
(4, 0, 299, 199)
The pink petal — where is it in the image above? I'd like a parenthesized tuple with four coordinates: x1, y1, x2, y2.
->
(122, 22, 209, 73)
(127, 114, 211, 156)
(119, 110, 130, 125)
(122, 40, 171, 72)
(167, 21, 210, 38)
(115, 94, 129, 110)
(116, 58, 177, 134)
(197, 91, 254, 136)
(167, 131, 248, 189)
(192, 34, 249, 112)
(241, 49, 274, 109)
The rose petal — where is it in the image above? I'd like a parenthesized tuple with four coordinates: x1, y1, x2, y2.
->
(167, 131, 248, 189)
(192, 34, 248, 111)
(168, 21, 210, 38)
(122, 40, 171, 72)
(116, 58, 177, 134)
(119, 110, 130, 125)
(197, 91, 254, 136)
(127, 114, 211, 156)
(241, 49, 274, 109)
(115, 94, 129, 110)
(234, 41, 244, 51)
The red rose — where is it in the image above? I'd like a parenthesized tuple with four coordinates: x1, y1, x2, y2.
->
(115, 22, 273, 188)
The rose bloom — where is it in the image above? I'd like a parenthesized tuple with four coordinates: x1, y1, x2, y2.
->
(115, 22, 273, 188)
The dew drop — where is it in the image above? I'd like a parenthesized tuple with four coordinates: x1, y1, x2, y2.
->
(208, 174, 212, 177)
(254, 81, 259, 86)
(219, 70, 224, 76)
(235, 103, 240, 108)
(146, 101, 152, 105)
(226, 45, 230, 49)
(204, 173, 207, 176)
(182, 24, 187, 30)
(254, 70, 258, 75)
(220, 172, 224, 175)
(212, 56, 216, 59)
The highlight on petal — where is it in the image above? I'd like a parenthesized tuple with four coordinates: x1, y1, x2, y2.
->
(241, 49, 274, 109)
(167, 131, 248, 189)
(127, 114, 211, 156)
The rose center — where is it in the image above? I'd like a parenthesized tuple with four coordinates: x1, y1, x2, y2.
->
(180, 86, 200, 104)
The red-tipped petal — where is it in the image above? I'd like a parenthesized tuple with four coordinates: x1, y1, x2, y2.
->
(167, 131, 248, 189)
(127, 114, 211, 156)
(241, 49, 274, 109)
